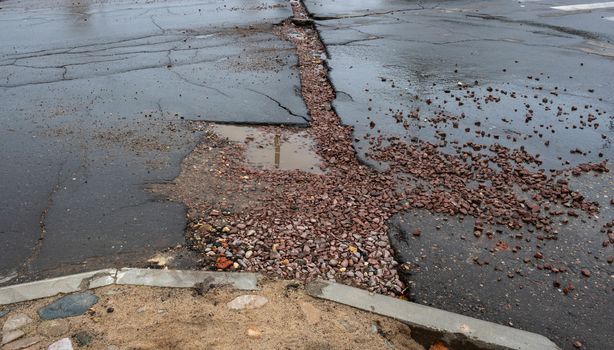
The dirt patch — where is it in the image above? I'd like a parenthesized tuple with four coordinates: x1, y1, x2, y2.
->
(0, 280, 425, 350)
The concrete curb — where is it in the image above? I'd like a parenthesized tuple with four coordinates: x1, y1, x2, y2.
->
(116, 268, 259, 290)
(0, 268, 259, 306)
(306, 280, 561, 350)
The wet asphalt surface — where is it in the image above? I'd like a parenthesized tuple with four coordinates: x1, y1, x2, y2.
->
(0, 0, 612, 348)
(304, 0, 613, 349)
(0, 0, 307, 282)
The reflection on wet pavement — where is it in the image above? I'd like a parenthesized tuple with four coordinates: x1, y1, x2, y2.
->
(213, 124, 323, 173)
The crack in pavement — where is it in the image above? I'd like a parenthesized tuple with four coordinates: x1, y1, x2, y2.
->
(326, 35, 575, 52)
(1, 34, 181, 61)
(150, 15, 166, 34)
(0, 24, 274, 62)
(336, 90, 354, 101)
(8, 56, 133, 70)
(16, 163, 65, 277)
(169, 69, 230, 97)
(466, 13, 608, 42)
(0, 55, 227, 88)
(310, 7, 428, 21)
(246, 87, 309, 123)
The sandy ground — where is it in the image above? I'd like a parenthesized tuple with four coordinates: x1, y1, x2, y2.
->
(0, 279, 425, 350)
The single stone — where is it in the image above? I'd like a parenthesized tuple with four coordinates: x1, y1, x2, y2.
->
(581, 269, 591, 277)
(2, 330, 25, 345)
(38, 292, 99, 320)
(0, 310, 8, 318)
(48, 338, 73, 350)
(38, 319, 71, 337)
(246, 328, 261, 338)
(245, 251, 253, 258)
(370, 322, 380, 334)
(3, 314, 33, 332)
(73, 331, 93, 347)
(338, 319, 358, 332)
(2, 336, 43, 350)
(429, 341, 450, 350)
(299, 302, 321, 325)
(227, 295, 268, 310)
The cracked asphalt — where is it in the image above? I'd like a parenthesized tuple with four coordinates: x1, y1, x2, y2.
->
(0, 0, 307, 282)
(304, 0, 612, 349)
(0, 0, 612, 349)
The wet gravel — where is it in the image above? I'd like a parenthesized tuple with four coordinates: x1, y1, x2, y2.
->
(154, 0, 611, 301)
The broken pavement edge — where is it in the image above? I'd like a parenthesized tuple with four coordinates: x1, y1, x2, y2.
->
(306, 280, 561, 350)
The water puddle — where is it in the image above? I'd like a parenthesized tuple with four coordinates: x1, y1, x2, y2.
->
(212, 124, 324, 173)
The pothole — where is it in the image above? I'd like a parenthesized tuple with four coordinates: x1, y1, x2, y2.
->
(212, 124, 324, 173)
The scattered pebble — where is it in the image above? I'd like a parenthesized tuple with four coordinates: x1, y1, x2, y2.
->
(246, 328, 262, 338)
(48, 338, 74, 350)
(227, 295, 268, 310)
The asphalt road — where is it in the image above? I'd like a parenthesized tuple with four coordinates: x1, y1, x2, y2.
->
(304, 0, 613, 349)
(0, 0, 307, 283)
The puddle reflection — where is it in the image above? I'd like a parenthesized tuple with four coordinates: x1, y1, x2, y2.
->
(212, 124, 323, 173)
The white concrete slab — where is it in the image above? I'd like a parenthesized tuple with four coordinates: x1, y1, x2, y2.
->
(0, 269, 117, 305)
(115, 268, 259, 290)
(306, 280, 561, 350)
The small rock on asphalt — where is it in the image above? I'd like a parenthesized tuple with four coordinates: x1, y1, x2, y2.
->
(226, 295, 268, 310)
(38, 292, 99, 320)
(48, 338, 74, 350)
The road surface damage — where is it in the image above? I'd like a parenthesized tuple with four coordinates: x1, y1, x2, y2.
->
(152, 0, 611, 300)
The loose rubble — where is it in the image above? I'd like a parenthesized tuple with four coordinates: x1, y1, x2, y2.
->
(154, 3, 407, 295)
(152, 1, 611, 297)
